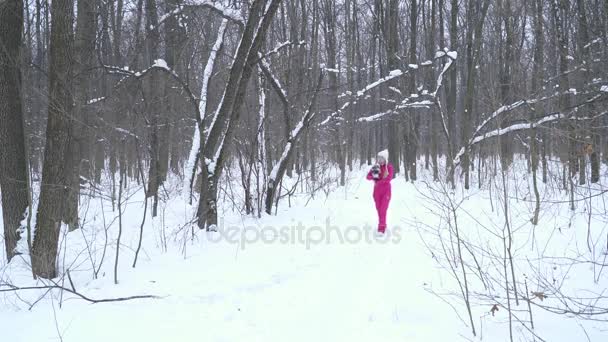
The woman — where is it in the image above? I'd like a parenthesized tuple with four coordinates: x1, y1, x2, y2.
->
(366, 149, 394, 234)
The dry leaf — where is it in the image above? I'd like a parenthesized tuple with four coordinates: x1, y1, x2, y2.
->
(531, 291, 547, 301)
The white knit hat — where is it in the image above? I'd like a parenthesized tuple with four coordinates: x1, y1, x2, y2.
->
(377, 149, 389, 162)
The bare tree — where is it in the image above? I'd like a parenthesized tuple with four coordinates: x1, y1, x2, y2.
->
(31, 0, 75, 279)
(0, 0, 30, 261)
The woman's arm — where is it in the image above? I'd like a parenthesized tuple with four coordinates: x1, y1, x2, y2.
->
(379, 164, 394, 183)
(366, 169, 374, 180)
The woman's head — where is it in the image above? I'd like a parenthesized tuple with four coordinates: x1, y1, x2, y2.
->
(377, 149, 389, 165)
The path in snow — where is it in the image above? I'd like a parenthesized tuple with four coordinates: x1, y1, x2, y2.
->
(2, 173, 465, 342)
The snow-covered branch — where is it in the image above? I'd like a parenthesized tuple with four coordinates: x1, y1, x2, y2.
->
(322, 50, 457, 126)
(356, 51, 456, 123)
(469, 88, 597, 145)
(453, 91, 608, 166)
(184, 19, 228, 201)
(268, 72, 324, 184)
(100, 61, 199, 120)
(155, 0, 243, 31)
(258, 55, 288, 106)
(255, 40, 306, 63)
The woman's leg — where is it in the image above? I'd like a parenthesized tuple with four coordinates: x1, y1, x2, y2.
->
(378, 193, 391, 233)
(373, 193, 381, 229)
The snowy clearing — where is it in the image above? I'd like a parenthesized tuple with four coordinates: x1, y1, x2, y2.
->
(1, 160, 606, 342)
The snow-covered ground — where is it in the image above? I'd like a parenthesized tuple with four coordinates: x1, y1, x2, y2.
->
(1, 162, 606, 341)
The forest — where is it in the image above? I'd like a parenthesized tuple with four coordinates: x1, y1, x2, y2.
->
(1, 0, 607, 341)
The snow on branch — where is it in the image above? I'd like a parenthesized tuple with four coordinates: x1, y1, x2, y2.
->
(155, 0, 243, 31)
(268, 72, 324, 184)
(255, 40, 306, 63)
(100, 62, 201, 131)
(321, 50, 457, 126)
(197, 19, 228, 123)
(183, 18, 228, 200)
(258, 55, 288, 106)
(431, 56, 454, 97)
(86, 97, 106, 105)
(453, 91, 608, 166)
(356, 51, 457, 123)
(468, 88, 598, 144)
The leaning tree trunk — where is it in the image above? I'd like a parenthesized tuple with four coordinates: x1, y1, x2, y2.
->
(0, 0, 30, 262)
(265, 73, 324, 214)
(31, 0, 74, 279)
(198, 0, 278, 229)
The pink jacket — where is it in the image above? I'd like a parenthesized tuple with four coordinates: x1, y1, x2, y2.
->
(366, 163, 394, 196)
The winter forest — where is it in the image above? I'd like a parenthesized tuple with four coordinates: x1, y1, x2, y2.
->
(1, 0, 608, 340)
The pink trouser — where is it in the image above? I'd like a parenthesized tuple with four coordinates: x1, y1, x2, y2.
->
(373, 189, 391, 233)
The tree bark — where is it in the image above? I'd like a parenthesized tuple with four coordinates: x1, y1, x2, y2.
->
(0, 0, 30, 262)
(31, 0, 74, 279)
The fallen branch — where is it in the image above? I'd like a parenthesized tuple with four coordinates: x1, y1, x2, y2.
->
(0, 283, 159, 304)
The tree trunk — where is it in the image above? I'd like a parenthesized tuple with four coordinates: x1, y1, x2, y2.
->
(530, 0, 543, 225)
(31, 0, 74, 279)
(198, 0, 279, 229)
(407, 0, 419, 181)
(0, 0, 30, 262)
(385, 0, 401, 177)
(446, 0, 458, 185)
(144, 0, 163, 217)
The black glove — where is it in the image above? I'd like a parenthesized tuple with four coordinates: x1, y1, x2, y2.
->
(371, 164, 380, 179)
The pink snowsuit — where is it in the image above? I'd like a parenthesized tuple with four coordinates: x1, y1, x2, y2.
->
(366, 163, 394, 233)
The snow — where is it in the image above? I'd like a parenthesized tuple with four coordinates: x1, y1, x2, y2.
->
(2, 163, 606, 342)
(398, 100, 432, 109)
(152, 59, 169, 70)
(435, 51, 446, 58)
(355, 70, 402, 98)
(388, 86, 401, 95)
(183, 0, 244, 22)
(260, 57, 287, 101)
(114, 127, 138, 138)
(256, 73, 267, 182)
(86, 97, 105, 105)
(584, 38, 601, 49)
(601, 85, 608, 93)
(408, 64, 418, 69)
(446, 51, 457, 59)
(431, 57, 453, 97)
(389, 69, 402, 77)
(157, 6, 183, 28)
(263, 40, 299, 58)
(199, 19, 228, 118)
(268, 142, 291, 182)
(357, 110, 392, 122)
